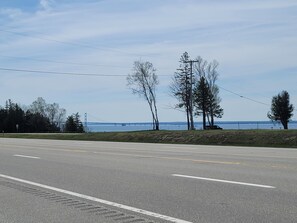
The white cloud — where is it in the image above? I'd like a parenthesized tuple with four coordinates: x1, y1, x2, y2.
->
(39, 0, 55, 11)
(0, 8, 24, 19)
(0, 0, 296, 122)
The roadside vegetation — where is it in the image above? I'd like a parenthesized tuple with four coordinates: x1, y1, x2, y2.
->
(267, 90, 294, 129)
(128, 53, 295, 131)
(1, 55, 296, 136)
(0, 97, 84, 133)
(1, 130, 297, 148)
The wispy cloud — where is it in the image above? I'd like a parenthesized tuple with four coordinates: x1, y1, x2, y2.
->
(39, 0, 55, 11)
(0, 0, 296, 121)
(0, 8, 24, 19)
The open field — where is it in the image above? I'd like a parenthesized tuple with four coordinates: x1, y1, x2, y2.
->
(1, 130, 297, 148)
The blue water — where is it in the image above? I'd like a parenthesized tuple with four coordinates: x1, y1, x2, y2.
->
(85, 121, 297, 132)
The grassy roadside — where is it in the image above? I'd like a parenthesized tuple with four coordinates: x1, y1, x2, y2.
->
(1, 130, 297, 148)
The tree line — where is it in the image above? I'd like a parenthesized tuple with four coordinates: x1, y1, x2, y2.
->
(127, 52, 223, 130)
(170, 52, 223, 130)
(0, 97, 84, 133)
(2, 54, 294, 132)
(128, 52, 295, 130)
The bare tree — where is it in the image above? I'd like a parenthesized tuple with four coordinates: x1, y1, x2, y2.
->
(127, 61, 160, 130)
(30, 97, 47, 117)
(30, 97, 66, 129)
(205, 60, 223, 126)
(46, 103, 66, 129)
(194, 57, 223, 128)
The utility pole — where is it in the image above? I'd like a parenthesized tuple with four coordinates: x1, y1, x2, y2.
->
(177, 68, 190, 130)
(84, 113, 88, 132)
(184, 60, 199, 130)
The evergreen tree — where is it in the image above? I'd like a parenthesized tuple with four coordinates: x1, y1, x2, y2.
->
(0, 99, 63, 133)
(65, 113, 84, 133)
(194, 76, 211, 130)
(194, 57, 223, 128)
(170, 52, 193, 130)
(25, 111, 57, 133)
(268, 90, 294, 129)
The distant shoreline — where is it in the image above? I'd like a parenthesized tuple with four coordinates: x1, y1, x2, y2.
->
(85, 121, 297, 132)
(86, 120, 297, 125)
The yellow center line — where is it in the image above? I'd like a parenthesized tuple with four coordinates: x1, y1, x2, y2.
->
(94, 151, 240, 165)
(157, 156, 240, 165)
(1, 144, 87, 153)
(3, 144, 297, 169)
(1, 145, 239, 164)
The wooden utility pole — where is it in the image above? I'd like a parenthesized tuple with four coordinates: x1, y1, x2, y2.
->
(184, 60, 199, 130)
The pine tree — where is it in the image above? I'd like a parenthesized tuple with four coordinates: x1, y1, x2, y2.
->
(170, 52, 193, 130)
(268, 90, 294, 129)
(194, 76, 211, 130)
(65, 113, 84, 133)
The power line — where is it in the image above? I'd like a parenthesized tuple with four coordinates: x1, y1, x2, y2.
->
(0, 67, 172, 77)
(0, 65, 276, 108)
(0, 28, 146, 57)
(183, 60, 200, 130)
(0, 55, 129, 68)
(0, 67, 125, 77)
(219, 86, 270, 106)
(0, 55, 173, 71)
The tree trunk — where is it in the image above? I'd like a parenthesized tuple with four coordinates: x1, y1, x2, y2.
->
(152, 97, 159, 131)
(282, 120, 288, 129)
(211, 114, 214, 127)
(206, 113, 211, 126)
(189, 103, 195, 130)
(186, 107, 190, 130)
(202, 108, 206, 130)
(202, 81, 207, 130)
(155, 121, 159, 130)
(147, 101, 156, 130)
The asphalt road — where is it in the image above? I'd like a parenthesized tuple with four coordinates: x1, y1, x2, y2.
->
(0, 138, 297, 223)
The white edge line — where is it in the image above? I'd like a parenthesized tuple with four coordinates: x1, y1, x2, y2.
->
(172, 174, 276, 189)
(13, 154, 40, 159)
(0, 174, 192, 223)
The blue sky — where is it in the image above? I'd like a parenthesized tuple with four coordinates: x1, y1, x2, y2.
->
(0, 0, 296, 122)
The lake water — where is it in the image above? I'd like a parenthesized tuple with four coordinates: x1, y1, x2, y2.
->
(85, 121, 297, 132)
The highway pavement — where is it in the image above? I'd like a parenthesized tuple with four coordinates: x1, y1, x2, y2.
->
(0, 138, 297, 222)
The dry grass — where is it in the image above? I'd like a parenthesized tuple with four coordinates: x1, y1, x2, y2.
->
(1, 130, 297, 148)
